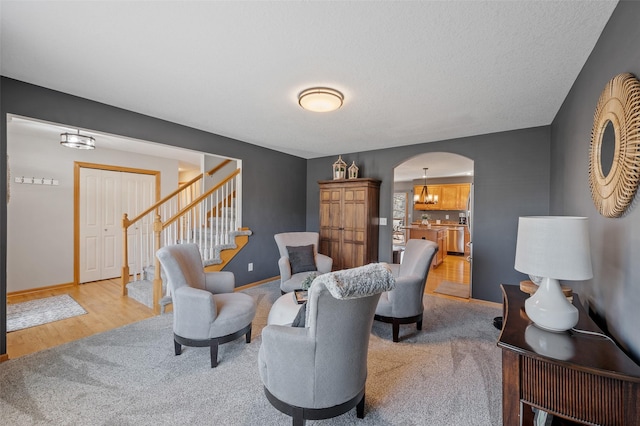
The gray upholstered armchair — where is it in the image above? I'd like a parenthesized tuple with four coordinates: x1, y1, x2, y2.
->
(374, 239, 438, 342)
(156, 243, 256, 368)
(274, 232, 333, 293)
(259, 263, 395, 425)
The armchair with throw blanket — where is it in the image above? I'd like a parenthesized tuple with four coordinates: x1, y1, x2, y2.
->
(258, 263, 395, 425)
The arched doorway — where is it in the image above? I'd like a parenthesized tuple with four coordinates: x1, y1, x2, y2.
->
(393, 152, 474, 299)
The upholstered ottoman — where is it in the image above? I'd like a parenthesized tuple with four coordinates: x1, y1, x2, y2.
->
(267, 293, 303, 325)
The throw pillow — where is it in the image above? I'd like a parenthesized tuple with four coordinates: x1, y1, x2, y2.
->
(287, 244, 317, 274)
(291, 302, 307, 327)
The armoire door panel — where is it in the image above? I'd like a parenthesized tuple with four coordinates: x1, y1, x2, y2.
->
(340, 245, 353, 269)
(343, 230, 354, 241)
(329, 202, 341, 227)
(343, 203, 356, 227)
(352, 245, 364, 268)
(353, 205, 366, 228)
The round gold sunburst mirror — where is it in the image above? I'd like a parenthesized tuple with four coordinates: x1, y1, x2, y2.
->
(589, 73, 640, 218)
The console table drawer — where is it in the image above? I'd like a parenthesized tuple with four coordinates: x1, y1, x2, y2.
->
(521, 356, 627, 425)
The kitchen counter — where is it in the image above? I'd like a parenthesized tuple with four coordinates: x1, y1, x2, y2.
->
(409, 222, 464, 228)
(404, 226, 446, 268)
(406, 224, 470, 256)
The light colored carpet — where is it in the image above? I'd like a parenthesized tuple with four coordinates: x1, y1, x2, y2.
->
(434, 280, 471, 299)
(6, 294, 87, 332)
(0, 280, 502, 425)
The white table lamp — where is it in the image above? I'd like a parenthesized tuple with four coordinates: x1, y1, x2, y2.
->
(514, 216, 593, 332)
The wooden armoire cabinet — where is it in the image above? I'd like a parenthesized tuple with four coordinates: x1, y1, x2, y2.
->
(318, 178, 380, 270)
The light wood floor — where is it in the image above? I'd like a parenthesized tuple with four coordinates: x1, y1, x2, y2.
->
(426, 253, 471, 299)
(5, 255, 470, 360)
(6, 278, 154, 359)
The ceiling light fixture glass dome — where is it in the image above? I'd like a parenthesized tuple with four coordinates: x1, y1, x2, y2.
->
(298, 87, 344, 112)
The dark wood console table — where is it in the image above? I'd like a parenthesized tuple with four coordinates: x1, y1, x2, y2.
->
(498, 284, 640, 425)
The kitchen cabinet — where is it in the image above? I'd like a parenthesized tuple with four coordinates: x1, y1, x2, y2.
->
(457, 184, 471, 210)
(439, 185, 459, 210)
(319, 178, 380, 270)
(414, 183, 470, 211)
(406, 226, 445, 268)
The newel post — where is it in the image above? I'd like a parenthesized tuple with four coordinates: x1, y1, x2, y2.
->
(153, 213, 163, 315)
(121, 213, 130, 296)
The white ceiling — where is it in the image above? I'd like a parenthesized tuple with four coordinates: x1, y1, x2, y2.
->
(1, 1, 618, 174)
(7, 115, 205, 171)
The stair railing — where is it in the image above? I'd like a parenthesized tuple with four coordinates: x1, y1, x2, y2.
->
(148, 168, 241, 312)
(121, 161, 237, 301)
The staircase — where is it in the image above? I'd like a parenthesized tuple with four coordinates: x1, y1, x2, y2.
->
(120, 161, 251, 313)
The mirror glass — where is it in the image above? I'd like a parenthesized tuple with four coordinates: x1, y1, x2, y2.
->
(600, 120, 615, 177)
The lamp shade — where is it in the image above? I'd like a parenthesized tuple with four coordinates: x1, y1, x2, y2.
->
(515, 216, 593, 281)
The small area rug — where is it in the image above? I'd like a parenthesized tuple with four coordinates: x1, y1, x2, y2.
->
(7, 294, 87, 332)
(434, 280, 470, 299)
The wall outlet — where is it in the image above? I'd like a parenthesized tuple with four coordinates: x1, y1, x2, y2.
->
(379, 217, 387, 226)
(248, 263, 253, 272)
(445, 215, 449, 220)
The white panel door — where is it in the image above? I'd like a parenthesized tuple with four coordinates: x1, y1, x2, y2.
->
(101, 171, 122, 280)
(80, 168, 101, 283)
(80, 168, 156, 283)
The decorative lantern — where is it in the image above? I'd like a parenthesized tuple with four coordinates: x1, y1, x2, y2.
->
(348, 161, 359, 179)
(332, 155, 347, 180)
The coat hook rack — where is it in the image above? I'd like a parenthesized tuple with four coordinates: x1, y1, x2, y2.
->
(14, 176, 59, 185)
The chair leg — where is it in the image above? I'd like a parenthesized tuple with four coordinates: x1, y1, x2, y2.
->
(392, 321, 400, 342)
(174, 339, 182, 356)
(292, 407, 305, 426)
(210, 339, 219, 368)
(356, 392, 365, 418)
(417, 318, 423, 331)
(245, 324, 252, 344)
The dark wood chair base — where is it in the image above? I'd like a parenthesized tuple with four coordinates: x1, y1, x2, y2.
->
(173, 323, 252, 368)
(374, 314, 423, 342)
(264, 386, 365, 426)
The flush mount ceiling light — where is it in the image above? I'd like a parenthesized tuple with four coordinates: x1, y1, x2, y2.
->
(60, 130, 95, 149)
(298, 87, 344, 112)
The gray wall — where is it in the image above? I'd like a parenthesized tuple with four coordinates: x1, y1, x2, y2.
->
(550, 1, 640, 361)
(307, 126, 551, 303)
(0, 77, 307, 356)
